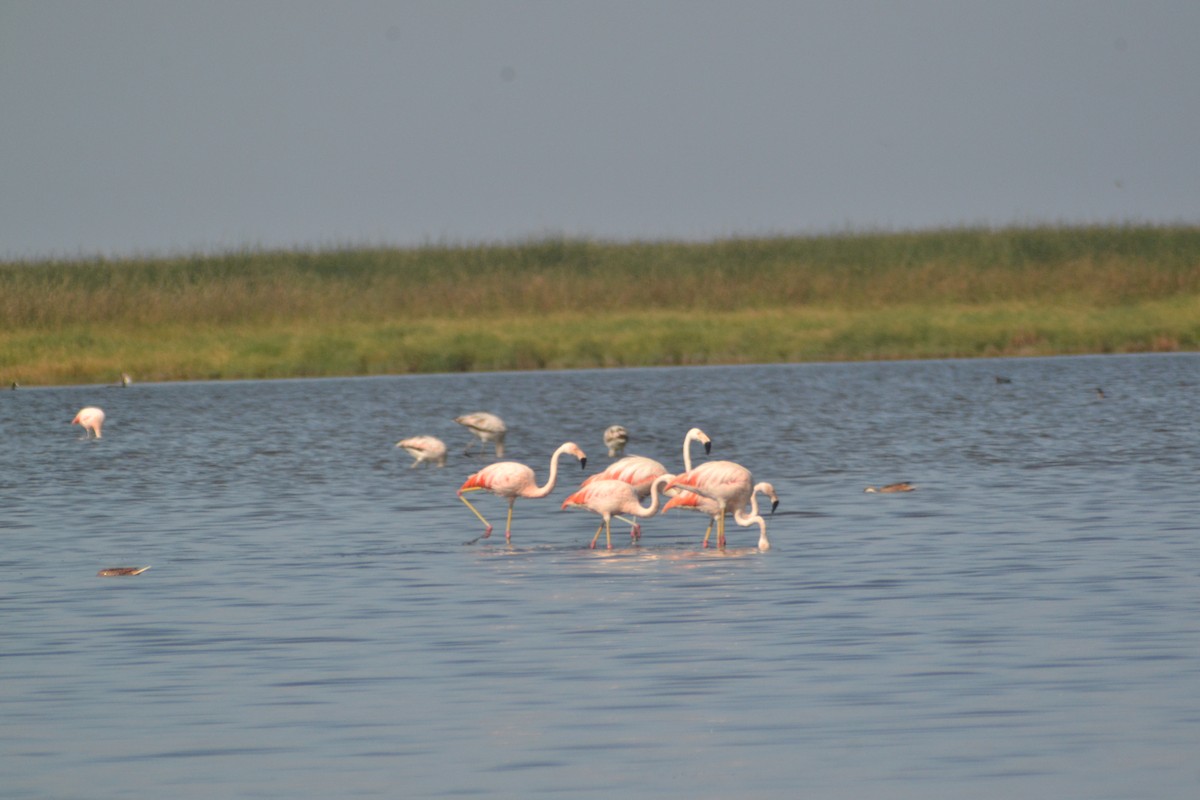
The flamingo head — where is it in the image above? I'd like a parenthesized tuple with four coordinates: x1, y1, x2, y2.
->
(756, 482, 780, 514)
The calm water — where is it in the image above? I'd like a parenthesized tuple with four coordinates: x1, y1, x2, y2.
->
(2, 355, 1199, 799)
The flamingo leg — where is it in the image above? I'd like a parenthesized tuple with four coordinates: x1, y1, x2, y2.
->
(702, 519, 714, 549)
(605, 518, 613, 550)
(458, 492, 494, 538)
(717, 512, 727, 549)
(504, 502, 515, 542)
(589, 523, 605, 549)
(615, 514, 640, 541)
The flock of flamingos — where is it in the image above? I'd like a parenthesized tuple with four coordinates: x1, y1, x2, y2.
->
(72, 403, 910, 553)
(399, 411, 780, 551)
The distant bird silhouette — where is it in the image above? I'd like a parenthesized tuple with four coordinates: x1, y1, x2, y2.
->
(603, 425, 629, 458)
(119, 372, 132, 387)
(457, 442, 586, 543)
(1095, 387, 1106, 399)
(995, 376, 1012, 384)
(561, 474, 672, 550)
(454, 412, 507, 458)
(72, 406, 105, 438)
(864, 482, 916, 493)
(396, 435, 448, 468)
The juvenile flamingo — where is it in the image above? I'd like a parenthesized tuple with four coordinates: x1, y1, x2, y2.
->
(72, 406, 105, 438)
(561, 475, 672, 550)
(664, 480, 779, 550)
(603, 425, 629, 458)
(582, 427, 712, 498)
(454, 412, 507, 458)
(457, 442, 586, 543)
(395, 435, 448, 468)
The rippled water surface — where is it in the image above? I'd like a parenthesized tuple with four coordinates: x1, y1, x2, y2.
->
(3, 355, 1199, 798)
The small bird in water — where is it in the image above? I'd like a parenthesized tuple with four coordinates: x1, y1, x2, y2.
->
(98, 566, 151, 576)
(396, 435, 448, 468)
(865, 482, 916, 493)
(1095, 387, 1106, 399)
(995, 376, 1012, 384)
(603, 424, 629, 458)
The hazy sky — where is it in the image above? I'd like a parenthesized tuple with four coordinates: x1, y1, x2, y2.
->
(3, 1, 1198, 260)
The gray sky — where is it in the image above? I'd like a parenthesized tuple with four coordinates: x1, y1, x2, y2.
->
(2, 1, 1198, 260)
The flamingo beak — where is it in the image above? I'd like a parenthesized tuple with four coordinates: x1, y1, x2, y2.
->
(580, 457, 587, 469)
(704, 441, 712, 455)
(770, 500, 779, 514)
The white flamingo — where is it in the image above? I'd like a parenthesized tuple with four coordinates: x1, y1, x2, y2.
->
(454, 412, 507, 457)
(396, 435, 448, 468)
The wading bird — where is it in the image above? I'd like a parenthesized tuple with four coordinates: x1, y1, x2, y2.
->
(603, 425, 629, 458)
(395, 435, 448, 468)
(457, 442, 586, 543)
(663, 460, 763, 549)
(454, 412, 507, 457)
(72, 406, 105, 438)
(864, 482, 915, 493)
(561, 475, 672, 550)
(664, 480, 779, 551)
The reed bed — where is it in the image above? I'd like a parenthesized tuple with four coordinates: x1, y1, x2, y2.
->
(3, 225, 1199, 385)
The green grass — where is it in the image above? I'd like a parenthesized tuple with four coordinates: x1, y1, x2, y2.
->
(3, 225, 1199, 385)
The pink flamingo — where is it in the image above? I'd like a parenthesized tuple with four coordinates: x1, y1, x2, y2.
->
(454, 412, 507, 458)
(395, 435, 447, 468)
(72, 406, 105, 438)
(457, 441, 587, 543)
(582, 427, 712, 498)
(663, 479, 779, 551)
(664, 460, 774, 549)
(561, 475, 673, 550)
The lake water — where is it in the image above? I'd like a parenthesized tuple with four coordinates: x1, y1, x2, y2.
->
(2, 355, 1199, 799)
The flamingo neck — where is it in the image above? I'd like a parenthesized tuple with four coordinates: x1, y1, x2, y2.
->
(733, 494, 771, 550)
(636, 476, 672, 518)
(531, 445, 570, 498)
(682, 433, 699, 472)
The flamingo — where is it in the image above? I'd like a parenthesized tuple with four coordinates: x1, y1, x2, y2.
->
(663, 460, 764, 549)
(72, 406, 105, 438)
(457, 441, 586, 543)
(582, 427, 712, 498)
(396, 435, 448, 468)
(603, 425, 629, 458)
(664, 479, 779, 551)
(561, 475, 673, 550)
(864, 482, 915, 493)
(454, 412, 507, 457)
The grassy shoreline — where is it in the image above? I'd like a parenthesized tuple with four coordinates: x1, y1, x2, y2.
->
(4, 226, 1199, 386)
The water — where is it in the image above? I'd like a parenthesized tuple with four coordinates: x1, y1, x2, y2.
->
(2, 355, 1199, 799)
